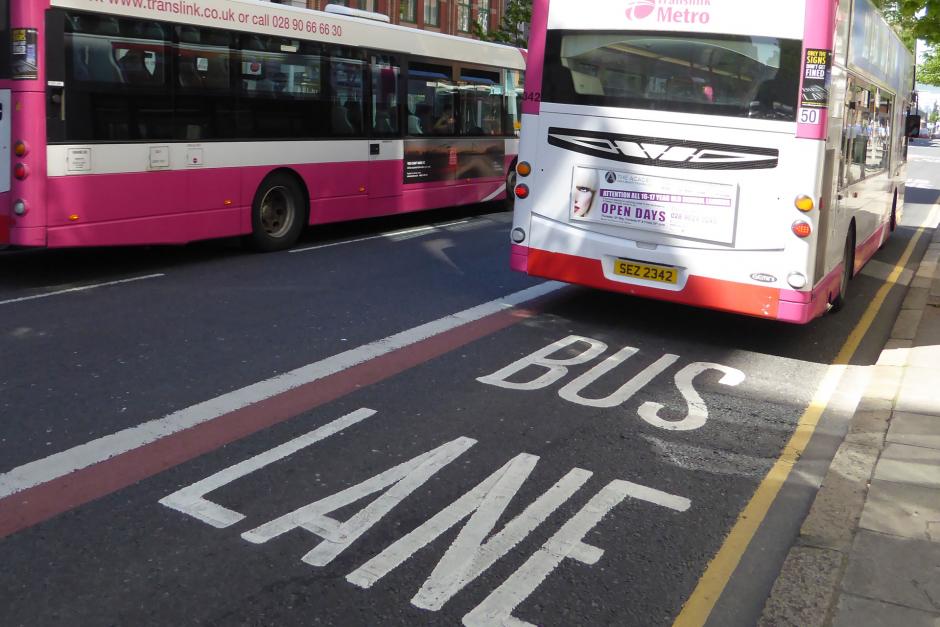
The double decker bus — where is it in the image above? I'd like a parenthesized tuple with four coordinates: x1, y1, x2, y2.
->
(0, 0, 525, 250)
(509, 0, 917, 323)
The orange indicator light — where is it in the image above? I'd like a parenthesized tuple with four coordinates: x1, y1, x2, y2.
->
(69, 214, 80, 222)
(794, 195, 814, 212)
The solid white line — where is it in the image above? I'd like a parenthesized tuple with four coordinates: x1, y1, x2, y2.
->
(0, 274, 166, 306)
(0, 281, 564, 500)
(289, 219, 475, 254)
(480, 184, 506, 203)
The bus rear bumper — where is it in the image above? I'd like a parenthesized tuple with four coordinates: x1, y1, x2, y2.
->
(520, 246, 831, 324)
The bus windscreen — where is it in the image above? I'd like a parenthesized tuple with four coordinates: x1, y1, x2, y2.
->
(543, 31, 802, 121)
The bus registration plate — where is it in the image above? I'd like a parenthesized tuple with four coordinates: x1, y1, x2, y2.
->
(613, 259, 678, 284)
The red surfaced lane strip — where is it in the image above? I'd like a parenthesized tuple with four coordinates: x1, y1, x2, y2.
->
(0, 303, 547, 539)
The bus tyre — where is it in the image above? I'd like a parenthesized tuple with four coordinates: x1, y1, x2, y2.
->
(831, 229, 855, 313)
(250, 173, 306, 252)
(505, 168, 517, 211)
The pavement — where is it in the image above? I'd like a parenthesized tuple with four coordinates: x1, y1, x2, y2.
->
(759, 224, 940, 626)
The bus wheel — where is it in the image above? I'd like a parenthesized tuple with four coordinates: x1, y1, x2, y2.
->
(504, 167, 517, 211)
(250, 173, 306, 252)
(831, 228, 855, 313)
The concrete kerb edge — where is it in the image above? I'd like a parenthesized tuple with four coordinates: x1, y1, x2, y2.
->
(759, 225, 939, 627)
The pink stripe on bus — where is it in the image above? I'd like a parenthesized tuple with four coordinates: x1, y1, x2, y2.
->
(522, 0, 551, 115)
(40, 161, 506, 247)
(797, 0, 838, 140)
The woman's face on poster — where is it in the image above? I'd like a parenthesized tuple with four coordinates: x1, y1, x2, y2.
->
(572, 179, 596, 217)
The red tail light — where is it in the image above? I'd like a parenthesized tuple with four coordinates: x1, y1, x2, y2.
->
(514, 184, 530, 199)
(791, 221, 812, 238)
(13, 163, 29, 180)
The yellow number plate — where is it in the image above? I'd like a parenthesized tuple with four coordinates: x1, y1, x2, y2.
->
(613, 259, 678, 284)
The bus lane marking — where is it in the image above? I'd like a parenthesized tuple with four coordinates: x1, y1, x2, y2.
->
(159, 408, 377, 529)
(0, 273, 165, 306)
(478, 335, 746, 431)
(0, 282, 564, 539)
(158, 408, 689, 624)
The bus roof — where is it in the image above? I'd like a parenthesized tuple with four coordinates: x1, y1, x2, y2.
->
(50, 0, 527, 70)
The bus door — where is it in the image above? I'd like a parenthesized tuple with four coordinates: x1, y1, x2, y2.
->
(367, 54, 403, 204)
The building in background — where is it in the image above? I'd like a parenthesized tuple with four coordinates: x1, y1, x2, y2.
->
(270, 0, 507, 38)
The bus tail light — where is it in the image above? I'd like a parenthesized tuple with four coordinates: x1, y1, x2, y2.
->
(791, 221, 812, 238)
(794, 195, 814, 212)
(12, 199, 27, 216)
(13, 163, 29, 180)
(13, 141, 29, 157)
(516, 161, 532, 177)
(514, 184, 530, 199)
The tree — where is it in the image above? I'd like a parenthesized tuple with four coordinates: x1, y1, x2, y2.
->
(472, 0, 531, 47)
(919, 47, 940, 85)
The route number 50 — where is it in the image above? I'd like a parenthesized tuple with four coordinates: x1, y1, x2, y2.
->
(799, 108, 822, 125)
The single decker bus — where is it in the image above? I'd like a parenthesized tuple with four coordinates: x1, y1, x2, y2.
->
(0, 0, 525, 251)
(509, 0, 917, 323)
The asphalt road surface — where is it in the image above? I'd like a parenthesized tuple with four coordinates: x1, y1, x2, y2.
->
(1, 139, 938, 626)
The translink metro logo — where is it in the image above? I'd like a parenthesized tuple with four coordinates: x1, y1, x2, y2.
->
(625, 0, 713, 24)
(625, 0, 656, 19)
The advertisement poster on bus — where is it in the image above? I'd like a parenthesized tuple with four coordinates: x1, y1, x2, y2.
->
(404, 140, 504, 184)
(569, 167, 738, 244)
(800, 49, 831, 108)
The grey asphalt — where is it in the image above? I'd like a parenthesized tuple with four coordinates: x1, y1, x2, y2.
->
(0, 143, 936, 626)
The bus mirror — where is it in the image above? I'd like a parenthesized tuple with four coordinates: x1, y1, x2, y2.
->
(905, 114, 921, 138)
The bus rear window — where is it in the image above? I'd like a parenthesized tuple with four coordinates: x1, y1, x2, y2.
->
(543, 31, 802, 121)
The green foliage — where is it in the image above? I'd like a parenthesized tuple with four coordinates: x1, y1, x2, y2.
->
(877, 0, 940, 47)
(920, 48, 940, 86)
(472, 0, 531, 47)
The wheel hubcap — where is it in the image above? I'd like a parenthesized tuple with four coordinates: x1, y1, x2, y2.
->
(259, 186, 295, 239)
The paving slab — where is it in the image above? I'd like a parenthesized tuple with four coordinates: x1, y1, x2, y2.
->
(800, 443, 880, 551)
(896, 367, 940, 417)
(832, 594, 940, 627)
(845, 410, 890, 449)
(903, 287, 930, 311)
(757, 546, 843, 627)
(892, 308, 925, 340)
(876, 340, 912, 367)
(887, 412, 940, 450)
(874, 442, 940, 489)
(863, 365, 903, 404)
(858, 479, 940, 542)
(841, 531, 940, 613)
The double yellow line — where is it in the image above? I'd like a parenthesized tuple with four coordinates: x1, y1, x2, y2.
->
(673, 213, 936, 627)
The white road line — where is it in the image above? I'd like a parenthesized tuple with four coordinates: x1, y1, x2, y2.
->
(0, 281, 564, 500)
(0, 274, 166, 306)
(480, 184, 506, 203)
(290, 219, 474, 254)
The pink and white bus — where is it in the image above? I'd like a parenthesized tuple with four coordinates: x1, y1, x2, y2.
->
(509, 0, 917, 323)
(0, 0, 525, 250)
